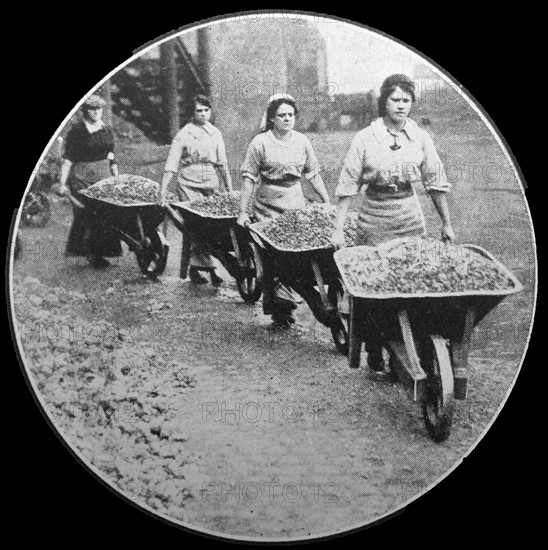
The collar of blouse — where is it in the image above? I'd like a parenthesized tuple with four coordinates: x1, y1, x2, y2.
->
(83, 119, 105, 133)
(190, 120, 215, 136)
(267, 129, 296, 147)
(371, 117, 421, 144)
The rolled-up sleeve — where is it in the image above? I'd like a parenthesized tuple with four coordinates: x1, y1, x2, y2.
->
(241, 138, 262, 183)
(302, 137, 321, 180)
(164, 130, 185, 173)
(335, 133, 364, 197)
(421, 132, 451, 193)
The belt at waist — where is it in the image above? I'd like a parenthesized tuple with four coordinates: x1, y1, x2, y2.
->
(70, 159, 111, 187)
(261, 176, 300, 188)
(72, 159, 110, 171)
(181, 160, 216, 166)
(366, 181, 413, 200)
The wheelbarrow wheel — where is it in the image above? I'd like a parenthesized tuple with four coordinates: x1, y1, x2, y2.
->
(236, 241, 263, 304)
(327, 282, 349, 355)
(421, 335, 454, 443)
(21, 191, 51, 228)
(136, 227, 169, 279)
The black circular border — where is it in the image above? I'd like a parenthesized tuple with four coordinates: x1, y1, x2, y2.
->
(6, 7, 538, 546)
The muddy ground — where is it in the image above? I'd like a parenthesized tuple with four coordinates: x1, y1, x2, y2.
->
(9, 123, 536, 541)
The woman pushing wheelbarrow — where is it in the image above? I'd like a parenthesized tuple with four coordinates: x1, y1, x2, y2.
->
(237, 93, 331, 327)
(332, 74, 455, 373)
(159, 94, 233, 287)
(57, 94, 122, 268)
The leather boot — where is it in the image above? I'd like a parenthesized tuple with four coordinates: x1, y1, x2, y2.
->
(189, 266, 208, 284)
(210, 270, 223, 287)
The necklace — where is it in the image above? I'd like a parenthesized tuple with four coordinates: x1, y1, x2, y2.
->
(386, 127, 401, 151)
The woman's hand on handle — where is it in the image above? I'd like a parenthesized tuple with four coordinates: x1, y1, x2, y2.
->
(54, 183, 69, 197)
(237, 212, 251, 227)
(319, 189, 330, 205)
(441, 224, 455, 243)
(157, 190, 168, 207)
(332, 228, 346, 249)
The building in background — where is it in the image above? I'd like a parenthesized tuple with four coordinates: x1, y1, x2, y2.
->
(198, 18, 330, 171)
(109, 18, 330, 172)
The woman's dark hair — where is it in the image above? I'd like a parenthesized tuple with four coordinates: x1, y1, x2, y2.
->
(377, 74, 416, 117)
(263, 98, 299, 132)
(193, 94, 212, 109)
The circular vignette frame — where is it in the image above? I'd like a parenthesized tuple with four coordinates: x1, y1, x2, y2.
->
(7, 9, 537, 545)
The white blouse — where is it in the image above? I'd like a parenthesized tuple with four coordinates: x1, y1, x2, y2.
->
(336, 118, 451, 197)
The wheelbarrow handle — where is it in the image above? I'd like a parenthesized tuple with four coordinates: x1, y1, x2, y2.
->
(163, 204, 186, 230)
(66, 192, 85, 209)
(244, 222, 266, 249)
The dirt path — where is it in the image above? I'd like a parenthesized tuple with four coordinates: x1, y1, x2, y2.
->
(10, 191, 535, 540)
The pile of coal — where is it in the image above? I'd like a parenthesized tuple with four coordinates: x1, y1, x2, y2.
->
(81, 174, 176, 205)
(13, 276, 196, 521)
(338, 237, 515, 294)
(185, 191, 243, 218)
(258, 205, 358, 250)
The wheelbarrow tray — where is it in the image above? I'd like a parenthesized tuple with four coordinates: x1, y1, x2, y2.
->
(249, 219, 340, 282)
(77, 192, 170, 278)
(77, 192, 167, 229)
(171, 200, 239, 221)
(169, 201, 239, 246)
(248, 220, 336, 254)
(334, 244, 522, 301)
(170, 201, 238, 231)
(334, 245, 523, 402)
(248, 210, 359, 254)
(248, 221, 350, 355)
(166, 203, 263, 304)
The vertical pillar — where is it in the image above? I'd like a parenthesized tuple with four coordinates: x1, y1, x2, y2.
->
(102, 80, 113, 126)
(197, 27, 211, 96)
(160, 40, 180, 142)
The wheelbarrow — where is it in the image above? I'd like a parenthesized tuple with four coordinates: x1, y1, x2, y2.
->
(21, 189, 52, 228)
(334, 244, 523, 442)
(248, 220, 350, 355)
(77, 192, 169, 278)
(165, 202, 263, 304)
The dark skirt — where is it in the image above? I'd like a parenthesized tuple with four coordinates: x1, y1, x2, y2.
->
(66, 161, 122, 258)
(177, 184, 215, 269)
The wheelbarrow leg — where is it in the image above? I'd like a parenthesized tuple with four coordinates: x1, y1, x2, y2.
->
(136, 212, 145, 242)
(450, 307, 476, 400)
(180, 228, 191, 279)
(385, 310, 428, 401)
(291, 262, 348, 355)
(348, 296, 363, 368)
(229, 227, 242, 268)
(311, 260, 330, 310)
